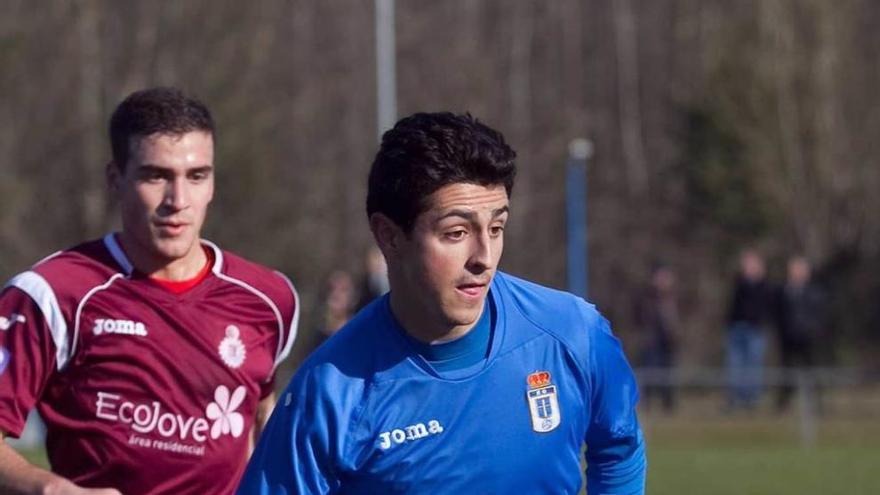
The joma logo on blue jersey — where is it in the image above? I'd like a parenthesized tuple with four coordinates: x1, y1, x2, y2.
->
(378, 419, 444, 450)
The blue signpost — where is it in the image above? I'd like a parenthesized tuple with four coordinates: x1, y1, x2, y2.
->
(566, 139, 593, 299)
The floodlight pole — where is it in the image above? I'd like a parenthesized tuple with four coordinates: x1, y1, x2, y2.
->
(376, 0, 397, 142)
(566, 138, 593, 299)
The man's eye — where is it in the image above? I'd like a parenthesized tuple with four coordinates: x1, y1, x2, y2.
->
(142, 172, 165, 182)
(445, 230, 466, 241)
(490, 226, 505, 236)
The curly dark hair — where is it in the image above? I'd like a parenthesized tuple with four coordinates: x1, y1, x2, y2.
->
(366, 112, 517, 233)
(109, 87, 214, 170)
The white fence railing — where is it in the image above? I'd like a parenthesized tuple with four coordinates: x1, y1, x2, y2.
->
(634, 366, 874, 447)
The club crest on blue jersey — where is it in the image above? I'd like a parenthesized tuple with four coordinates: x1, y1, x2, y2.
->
(526, 370, 561, 433)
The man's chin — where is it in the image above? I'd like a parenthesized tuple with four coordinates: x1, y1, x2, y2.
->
(151, 238, 199, 261)
(445, 307, 486, 328)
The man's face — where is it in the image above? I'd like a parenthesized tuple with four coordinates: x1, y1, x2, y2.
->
(653, 268, 676, 293)
(393, 183, 509, 334)
(111, 131, 214, 265)
(787, 257, 811, 286)
(740, 251, 765, 281)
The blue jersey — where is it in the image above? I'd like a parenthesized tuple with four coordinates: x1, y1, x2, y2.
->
(239, 272, 646, 494)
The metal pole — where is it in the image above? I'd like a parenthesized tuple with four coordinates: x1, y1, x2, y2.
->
(797, 370, 818, 449)
(376, 0, 397, 142)
(566, 139, 593, 299)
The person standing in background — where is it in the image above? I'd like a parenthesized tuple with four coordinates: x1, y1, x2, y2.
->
(725, 249, 774, 411)
(355, 246, 390, 311)
(315, 270, 356, 348)
(634, 263, 680, 412)
(775, 255, 827, 411)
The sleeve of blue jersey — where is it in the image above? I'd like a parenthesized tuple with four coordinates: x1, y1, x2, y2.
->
(237, 368, 339, 495)
(581, 305, 647, 495)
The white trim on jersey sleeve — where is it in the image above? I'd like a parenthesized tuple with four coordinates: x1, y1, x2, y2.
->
(273, 271, 300, 371)
(5, 271, 71, 370)
(202, 239, 225, 274)
(103, 233, 134, 276)
(201, 239, 295, 375)
(32, 250, 64, 268)
(70, 274, 125, 361)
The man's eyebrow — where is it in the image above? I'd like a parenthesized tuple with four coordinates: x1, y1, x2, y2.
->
(492, 206, 510, 217)
(135, 164, 169, 174)
(135, 164, 213, 173)
(436, 206, 510, 222)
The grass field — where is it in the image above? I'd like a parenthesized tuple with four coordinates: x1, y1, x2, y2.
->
(12, 397, 880, 494)
(19, 447, 48, 467)
(637, 386, 880, 495)
(642, 414, 880, 495)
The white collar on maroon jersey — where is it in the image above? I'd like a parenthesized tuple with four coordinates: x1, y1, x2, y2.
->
(102, 233, 224, 277)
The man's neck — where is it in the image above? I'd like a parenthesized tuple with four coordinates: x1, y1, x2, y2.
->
(117, 233, 208, 281)
(388, 292, 484, 344)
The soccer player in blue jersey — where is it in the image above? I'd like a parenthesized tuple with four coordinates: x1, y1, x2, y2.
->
(238, 113, 646, 494)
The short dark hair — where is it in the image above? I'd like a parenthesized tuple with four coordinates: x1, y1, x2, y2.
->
(109, 87, 214, 170)
(366, 112, 517, 233)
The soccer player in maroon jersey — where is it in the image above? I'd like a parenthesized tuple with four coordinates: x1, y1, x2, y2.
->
(0, 87, 299, 495)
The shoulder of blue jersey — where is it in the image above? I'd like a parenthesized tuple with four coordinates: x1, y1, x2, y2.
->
(287, 296, 393, 399)
(494, 271, 610, 347)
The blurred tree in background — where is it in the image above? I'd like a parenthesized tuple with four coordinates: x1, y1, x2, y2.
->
(1, 0, 878, 371)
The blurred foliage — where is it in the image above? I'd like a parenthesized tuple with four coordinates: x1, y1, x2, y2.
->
(1, 0, 879, 370)
(680, 107, 773, 246)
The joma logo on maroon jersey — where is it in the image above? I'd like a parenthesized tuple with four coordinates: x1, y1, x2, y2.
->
(92, 318, 148, 337)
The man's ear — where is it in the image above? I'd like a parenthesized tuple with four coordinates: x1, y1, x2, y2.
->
(370, 213, 404, 258)
(106, 161, 122, 193)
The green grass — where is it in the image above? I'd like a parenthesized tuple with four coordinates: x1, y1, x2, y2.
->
(18, 447, 48, 467)
(648, 445, 879, 495)
(641, 413, 880, 495)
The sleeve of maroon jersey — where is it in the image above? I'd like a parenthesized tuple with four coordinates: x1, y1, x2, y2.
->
(259, 271, 300, 399)
(0, 287, 57, 437)
(271, 271, 300, 366)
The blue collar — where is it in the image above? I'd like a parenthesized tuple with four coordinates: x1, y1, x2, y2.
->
(394, 295, 495, 373)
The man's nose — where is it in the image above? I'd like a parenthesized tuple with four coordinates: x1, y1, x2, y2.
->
(466, 232, 492, 273)
(163, 177, 188, 211)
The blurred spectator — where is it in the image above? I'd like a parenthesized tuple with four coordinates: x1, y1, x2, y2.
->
(356, 245, 390, 311)
(633, 263, 680, 412)
(726, 249, 774, 411)
(316, 270, 356, 346)
(775, 255, 827, 411)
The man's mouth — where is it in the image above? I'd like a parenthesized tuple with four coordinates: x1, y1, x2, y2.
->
(456, 282, 488, 297)
(154, 221, 188, 235)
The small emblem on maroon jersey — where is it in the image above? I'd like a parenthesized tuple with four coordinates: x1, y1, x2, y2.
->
(218, 325, 246, 368)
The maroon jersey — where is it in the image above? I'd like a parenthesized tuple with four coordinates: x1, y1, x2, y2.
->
(0, 234, 299, 495)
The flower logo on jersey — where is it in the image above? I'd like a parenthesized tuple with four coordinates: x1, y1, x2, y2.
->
(218, 325, 246, 369)
(205, 385, 246, 440)
(526, 370, 561, 433)
(0, 346, 10, 376)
